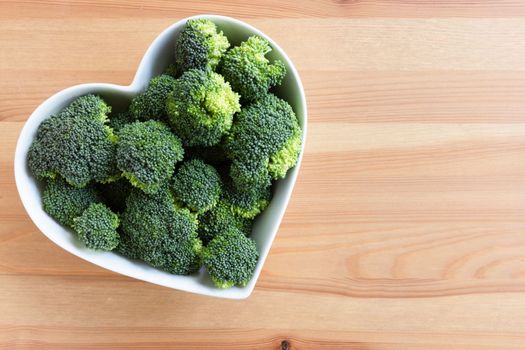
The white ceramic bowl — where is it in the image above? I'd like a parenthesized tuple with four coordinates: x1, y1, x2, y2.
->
(14, 15, 307, 299)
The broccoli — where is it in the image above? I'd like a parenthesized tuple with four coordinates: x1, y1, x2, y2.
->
(174, 18, 230, 74)
(42, 177, 100, 227)
(166, 69, 240, 147)
(27, 20, 304, 289)
(172, 159, 222, 213)
(108, 111, 134, 132)
(27, 95, 118, 187)
(116, 228, 142, 260)
(229, 158, 271, 192)
(121, 188, 202, 275)
(72, 203, 120, 251)
(220, 36, 286, 102)
(224, 93, 302, 181)
(116, 120, 184, 194)
(198, 201, 252, 245)
(164, 63, 178, 77)
(222, 177, 271, 219)
(96, 178, 133, 213)
(129, 75, 176, 121)
(202, 228, 259, 288)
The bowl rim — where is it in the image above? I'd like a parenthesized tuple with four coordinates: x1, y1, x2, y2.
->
(14, 14, 307, 299)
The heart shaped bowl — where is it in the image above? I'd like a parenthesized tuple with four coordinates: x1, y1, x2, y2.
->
(14, 15, 307, 299)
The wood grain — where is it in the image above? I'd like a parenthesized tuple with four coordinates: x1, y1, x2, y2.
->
(3, 1, 525, 349)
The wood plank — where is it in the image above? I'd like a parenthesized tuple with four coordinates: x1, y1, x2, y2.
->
(3, 0, 525, 19)
(3, 19, 525, 72)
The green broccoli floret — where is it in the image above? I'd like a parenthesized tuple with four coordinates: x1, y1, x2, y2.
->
(172, 159, 222, 213)
(27, 95, 118, 187)
(108, 111, 134, 132)
(184, 145, 228, 165)
(164, 63, 178, 77)
(96, 178, 133, 213)
(72, 203, 120, 251)
(222, 177, 271, 219)
(166, 69, 240, 147)
(224, 93, 302, 182)
(42, 177, 100, 227)
(129, 75, 176, 121)
(198, 201, 252, 245)
(202, 228, 259, 288)
(220, 36, 286, 102)
(116, 228, 142, 260)
(174, 19, 230, 74)
(121, 188, 202, 275)
(229, 159, 271, 192)
(116, 121, 184, 194)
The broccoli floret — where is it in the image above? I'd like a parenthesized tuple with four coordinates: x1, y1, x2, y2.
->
(174, 19, 230, 74)
(42, 177, 100, 227)
(224, 94, 302, 181)
(202, 228, 259, 288)
(220, 36, 286, 102)
(121, 188, 202, 275)
(198, 201, 252, 245)
(116, 228, 142, 260)
(229, 158, 271, 192)
(166, 69, 240, 147)
(59, 94, 112, 120)
(172, 159, 222, 213)
(184, 145, 228, 165)
(72, 203, 120, 251)
(96, 178, 133, 213)
(129, 75, 176, 121)
(222, 178, 271, 219)
(108, 111, 134, 132)
(27, 95, 118, 187)
(164, 63, 178, 77)
(117, 121, 184, 194)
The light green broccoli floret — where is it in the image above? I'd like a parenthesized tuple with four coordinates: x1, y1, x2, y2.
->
(27, 95, 118, 187)
(129, 75, 177, 121)
(172, 159, 222, 213)
(72, 203, 120, 251)
(202, 228, 259, 288)
(174, 19, 230, 74)
(120, 188, 202, 275)
(166, 69, 240, 147)
(42, 177, 101, 227)
(220, 36, 286, 102)
(116, 121, 184, 194)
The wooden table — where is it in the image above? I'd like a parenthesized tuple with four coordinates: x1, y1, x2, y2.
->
(3, 1, 525, 349)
